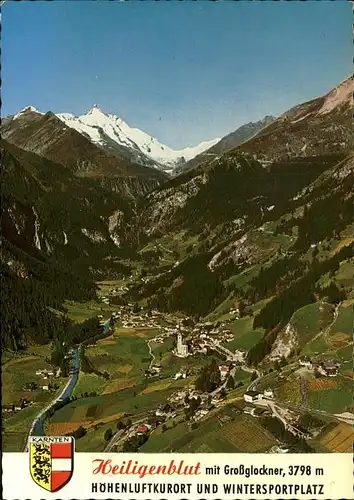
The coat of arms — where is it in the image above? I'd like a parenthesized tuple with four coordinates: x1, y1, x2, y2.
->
(29, 436, 74, 492)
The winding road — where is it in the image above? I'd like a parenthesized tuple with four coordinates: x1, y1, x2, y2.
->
(147, 339, 156, 370)
(104, 416, 147, 452)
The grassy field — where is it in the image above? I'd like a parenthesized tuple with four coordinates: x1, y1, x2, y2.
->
(71, 325, 162, 401)
(334, 260, 354, 289)
(96, 280, 127, 297)
(213, 417, 276, 452)
(223, 263, 265, 291)
(73, 373, 108, 397)
(274, 377, 302, 405)
(65, 300, 117, 323)
(233, 368, 251, 382)
(303, 335, 330, 357)
(319, 422, 354, 452)
(336, 344, 353, 362)
(75, 420, 123, 452)
(291, 302, 334, 346)
(3, 405, 45, 452)
(50, 383, 178, 425)
(222, 316, 264, 351)
(308, 376, 353, 414)
(302, 303, 353, 359)
(140, 412, 276, 453)
(329, 304, 353, 337)
(2, 356, 59, 405)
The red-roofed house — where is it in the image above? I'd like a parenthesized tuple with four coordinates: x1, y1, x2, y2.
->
(218, 365, 229, 379)
(136, 424, 149, 435)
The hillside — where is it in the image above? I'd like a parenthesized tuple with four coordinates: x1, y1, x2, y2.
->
(118, 77, 353, 366)
(1, 139, 139, 350)
(177, 115, 276, 174)
(1, 108, 167, 199)
(125, 153, 353, 325)
(238, 76, 353, 165)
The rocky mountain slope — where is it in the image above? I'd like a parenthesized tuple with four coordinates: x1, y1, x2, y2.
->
(176, 115, 276, 174)
(125, 150, 353, 367)
(238, 76, 353, 165)
(1, 138, 138, 349)
(139, 76, 353, 237)
(1, 139, 140, 266)
(1, 107, 167, 200)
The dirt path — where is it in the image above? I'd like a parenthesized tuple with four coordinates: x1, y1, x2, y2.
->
(147, 339, 156, 369)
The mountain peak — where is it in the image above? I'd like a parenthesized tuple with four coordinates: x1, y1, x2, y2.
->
(13, 106, 44, 120)
(87, 104, 105, 115)
(318, 75, 353, 116)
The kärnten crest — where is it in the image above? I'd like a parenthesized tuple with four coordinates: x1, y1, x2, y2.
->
(29, 436, 74, 492)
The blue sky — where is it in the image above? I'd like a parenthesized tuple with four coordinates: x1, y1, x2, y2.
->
(2, 0, 351, 148)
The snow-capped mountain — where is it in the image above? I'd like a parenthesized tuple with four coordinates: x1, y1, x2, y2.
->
(56, 105, 220, 172)
(13, 106, 44, 119)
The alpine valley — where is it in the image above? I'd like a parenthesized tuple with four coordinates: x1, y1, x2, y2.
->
(2, 76, 353, 455)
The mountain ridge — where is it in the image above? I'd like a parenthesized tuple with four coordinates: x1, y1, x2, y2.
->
(176, 115, 277, 174)
(1, 108, 167, 199)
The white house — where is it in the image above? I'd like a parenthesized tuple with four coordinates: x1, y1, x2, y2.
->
(244, 391, 263, 403)
(299, 357, 312, 369)
(263, 388, 274, 399)
(234, 349, 246, 362)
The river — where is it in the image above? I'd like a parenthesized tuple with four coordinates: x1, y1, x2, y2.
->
(28, 318, 111, 439)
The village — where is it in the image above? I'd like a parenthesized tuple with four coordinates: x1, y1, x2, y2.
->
(93, 301, 345, 453)
(3, 294, 345, 453)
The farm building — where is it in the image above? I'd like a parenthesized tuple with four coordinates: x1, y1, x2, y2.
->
(211, 392, 225, 405)
(244, 390, 263, 403)
(317, 360, 340, 377)
(299, 357, 312, 368)
(234, 349, 246, 362)
(136, 425, 149, 435)
(36, 369, 54, 377)
(3, 404, 15, 413)
(218, 365, 229, 379)
(263, 388, 274, 398)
